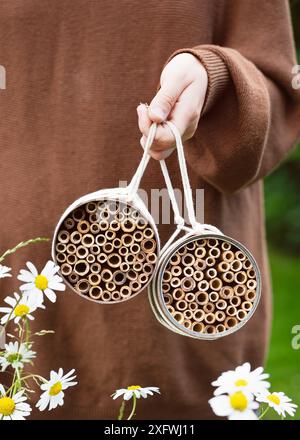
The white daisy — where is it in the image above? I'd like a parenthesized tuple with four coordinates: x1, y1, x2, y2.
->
(112, 385, 160, 401)
(209, 390, 259, 420)
(212, 362, 270, 396)
(36, 368, 77, 411)
(0, 265, 12, 279)
(0, 292, 42, 325)
(256, 390, 298, 418)
(18, 261, 65, 304)
(0, 384, 31, 420)
(0, 341, 36, 372)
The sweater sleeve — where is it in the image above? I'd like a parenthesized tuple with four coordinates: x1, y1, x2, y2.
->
(163, 0, 300, 194)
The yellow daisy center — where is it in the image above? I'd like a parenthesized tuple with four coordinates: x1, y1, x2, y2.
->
(35, 274, 48, 290)
(49, 381, 62, 396)
(6, 353, 21, 364)
(127, 385, 141, 391)
(235, 379, 248, 387)
(267, 394, 280, 405)
(0, 397, 15, 416)
(230, 391, 248, 411)
(14, 304, 30, 317)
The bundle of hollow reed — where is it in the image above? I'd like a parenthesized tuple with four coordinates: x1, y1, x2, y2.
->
(162, 237, 259, 335)
(54, 199, 158, 302)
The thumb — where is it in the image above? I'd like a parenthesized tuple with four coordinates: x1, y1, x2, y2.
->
(148, 71, 186, 122)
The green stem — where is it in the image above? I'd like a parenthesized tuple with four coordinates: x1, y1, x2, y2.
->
(0, 237, 49, 263)
(118, 400, 126, 420)
(127, 395, 137, 420)
(259, 405, 270, 420)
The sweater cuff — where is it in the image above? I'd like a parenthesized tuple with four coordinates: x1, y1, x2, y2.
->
(161, 47, 230, 115)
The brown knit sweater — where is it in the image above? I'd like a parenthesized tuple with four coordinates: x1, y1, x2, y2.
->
(0, 0, 299, 419)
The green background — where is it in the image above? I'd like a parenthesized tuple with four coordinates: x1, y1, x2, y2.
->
(264, 0, 300, 420)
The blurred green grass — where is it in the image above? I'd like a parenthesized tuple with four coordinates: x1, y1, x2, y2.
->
(265, 248, 300, 419)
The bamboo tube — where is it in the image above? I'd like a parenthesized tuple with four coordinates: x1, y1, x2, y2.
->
(72, 208, 85, 222)
(182, 253, 195, 267)
(89, 286, 102, 300)
(122, 234, 134, 247)
(222, 251, 234, 262)
(90, 262, 101, 274)
(193, 309, 205, 322)
(163, 293, 173, 305)
(194, 259, 206, 271)
(120, 262, 130, 272)
(99, 210, 110, 222)
(221, 241, 231, 251)
(192, 322, 205, 332)
(112, 238, 122, 249)
(88, 273, 101, 286)
(172, 311, 184, 324)
(247, 268, 256, 279)
(170, 254, 181, 265)
(220, 286, 234, 300)
(56, 252, 66, 263)
(226, 305, 237, 317)
(237, 309, 248, 321)
(130, 280, 141, 292)
(99, 220, 109, 231)
(197, 280, 210, 291)
(207, 238, 218, 248)
(196, 238, 207, 247)
(107, 200, 119, 215)
(171, 277, 181, 288)
(106, 281, 117, 292)
(146, 253, 157, 264)
(66, 254, 77, 265)
(176, 300, 188, 311)
(76, 245, 89, 259)
(205, 325, 216, 334)
(141, 239, 156, 254)
(203, 302, 215, 313)
(183, 309, 193, 320)
(215, 310, 226, 322)
(118, 246, 128, 257)
(243, 259, 252, 270)
(234, 271, 247, 284)
(209, 277, 223, 291)
(216, 299, 227, 310)
(171, 266, 182, 277)
(58, 230, 70, 244)
(120, 286, 131, 298)
(186, 241, 196, 251)
(90, 244, 100, 255)
(185, 293, 196, 303)
(64, 217, 75, 230)
(111, 291, 121, 301)
(235, 251, 246, 261)
(68, 272, 79, 284)
(77, 221, 90, 234)
(56, 243, 67, 253)
(76, 279, 90, 294)
(195, 247, 206, 259)
(138, 273, 148, 284)
(183, 320, 192, 330)
(205, 313, 216, 324)
(74, 260, 89, 276)
(136, 217, 147, 230)
(66, 243, 77, 254)
(163, 270, 172, 282)
(195, 291, 209, 305)
(122, 205, 131, 216)
(193, 270, 204, 282)
(222, 271, 235, 283)
(101, 290, 112, 302)
(61, 263, 72, 276)
(247, 279, 257, 290)
(107, 253, 122, 268)
(143, 264, 153, 275)
(103, 242, 114, 254)
(143, 227, 154, 239)
(167, 305, 175, 314)
(115, 212, 125, 223)
(125, 254, 135, 264)
(217, 261, 230, 273)
(206, 268, 217, 279)
(86, 201, 97, 214)
(70, 231, 82, 245)
(89, 213, 99, 223)
(133, 262, 143, 272)
(86, 254, 95, 265)
(95, 234, 106, 246)
(101, 268, 113, 282)
(230, 296, 241, 307)
(97, 253, 108, 264)
(121, 218, 136, 233)
(209, 292, 219, 303)
(177, 247, 187, 256)
(130, 243, 140, 255)
(245, 290, 256, 302)
(110, 220, 121, 232)
(82, 234, 94, 247)
(231, 260, 243, 272)
(162, 283, 171, 293)
(183, 266, 194, 277)
(181, 277, 196, 292)
(205, 257, 216, 267)
(234, 284, 247, 296)
(131, 209, 140, 220)
(133, 231, 143, 242)
(188, 301, 198, 311)
(173, 288, 185, 301)
(209, 247, 221, 258)
(216, 324, 226, 333)
(241, 301, 253, 312)
(224, 316, 238, 329)
(105, 230, 116, 241)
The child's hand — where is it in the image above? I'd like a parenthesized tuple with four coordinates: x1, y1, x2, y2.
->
(137, 53, 208, 160)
